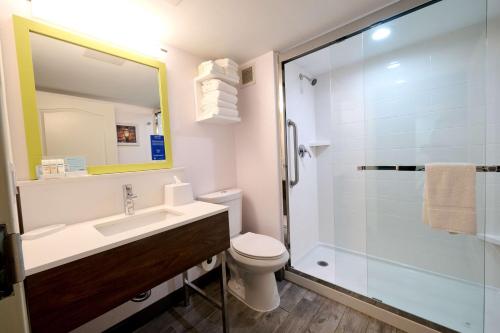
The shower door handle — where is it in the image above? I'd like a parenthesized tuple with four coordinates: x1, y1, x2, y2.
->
(287, 119, 299, 187)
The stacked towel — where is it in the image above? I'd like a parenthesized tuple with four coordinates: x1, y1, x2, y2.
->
(200, 87, 238, 117)
(202, 79, 238, 95)
(215, 58, 239, 83)
(198, 60, 225, 77)
(197, 59, 240, 119)
(202, 107, 239, 118)
(201, 90, 237, 105)
(423, 163, 476, 235)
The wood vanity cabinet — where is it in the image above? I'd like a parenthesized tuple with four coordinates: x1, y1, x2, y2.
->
(24, 212, 229, 333)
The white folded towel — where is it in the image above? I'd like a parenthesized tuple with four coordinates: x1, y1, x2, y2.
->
(198, 60, 225, 77)
(224, 72, 240, 84)
(225, 68, 239, 77)
(203, 106, 239, 118)
(201, 100, 236, 110)
(423, 163, 476, 235)
(202, 79, 238, 95)
(215, 58, 238, 69)
(202, 90, 238, 105)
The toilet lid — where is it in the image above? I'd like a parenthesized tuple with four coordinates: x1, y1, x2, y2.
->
(231, 232, 286, 260)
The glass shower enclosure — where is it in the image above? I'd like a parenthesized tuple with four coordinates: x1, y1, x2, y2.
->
(282, 0, 498, 332)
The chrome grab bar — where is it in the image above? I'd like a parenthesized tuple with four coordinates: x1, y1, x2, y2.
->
(287, 119, 299, 187)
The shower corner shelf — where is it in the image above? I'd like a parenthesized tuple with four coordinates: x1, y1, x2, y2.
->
(477, 233, 500, 246)
(308, 140, 331, 147)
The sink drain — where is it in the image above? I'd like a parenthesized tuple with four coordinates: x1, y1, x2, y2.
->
(317, 260, 329, 267)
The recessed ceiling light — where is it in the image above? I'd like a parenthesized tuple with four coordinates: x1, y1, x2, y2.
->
(387, 61, 400, 69)
(395, 79, 406, 84)
(372, 27, 391, 41)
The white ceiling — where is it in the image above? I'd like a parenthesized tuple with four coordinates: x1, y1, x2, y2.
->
(151, 0, 397, 63)
(292, 0, 485, 76)
(30, 32, 160, 108)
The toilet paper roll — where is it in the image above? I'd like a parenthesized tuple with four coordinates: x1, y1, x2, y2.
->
(200, 255, 218, 272)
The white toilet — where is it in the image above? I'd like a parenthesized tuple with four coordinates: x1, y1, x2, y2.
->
(198, 189, 289, 312)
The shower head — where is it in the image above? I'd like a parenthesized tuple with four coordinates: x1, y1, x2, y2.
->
(299, 73, 317, 86)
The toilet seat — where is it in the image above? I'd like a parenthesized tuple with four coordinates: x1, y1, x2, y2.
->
(231, 232, 286, 260)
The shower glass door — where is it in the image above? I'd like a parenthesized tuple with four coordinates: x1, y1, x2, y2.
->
(284, 35, 369, 296)
(362, 0, 487, 332)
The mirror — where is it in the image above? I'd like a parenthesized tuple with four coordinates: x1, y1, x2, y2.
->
(13, 16, 172, 178)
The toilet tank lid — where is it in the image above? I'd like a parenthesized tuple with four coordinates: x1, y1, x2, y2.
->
(197, 188, 242, 204)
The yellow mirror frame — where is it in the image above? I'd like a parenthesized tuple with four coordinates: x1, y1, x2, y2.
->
(13, 16, 173, 179)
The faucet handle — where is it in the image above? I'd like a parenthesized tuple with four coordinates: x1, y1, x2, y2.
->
(123, 184, 137, 198)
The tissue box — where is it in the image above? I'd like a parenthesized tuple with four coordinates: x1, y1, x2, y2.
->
(164, 182, 194, 206)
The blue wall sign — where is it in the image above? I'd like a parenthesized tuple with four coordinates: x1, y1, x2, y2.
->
(150, 135, 166, 160)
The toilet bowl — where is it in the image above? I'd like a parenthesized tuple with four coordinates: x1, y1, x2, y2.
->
(227, 232, 289, 311)
(198, 189, 289, 312)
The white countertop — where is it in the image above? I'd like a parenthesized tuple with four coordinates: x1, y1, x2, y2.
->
(22, 201, 228, 276)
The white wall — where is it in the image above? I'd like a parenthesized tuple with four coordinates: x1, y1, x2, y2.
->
(0, 0, 31, 179)
(166, 46, 237, 196)
(284, 62, 319, 263)
(18, 169, 184, 232)
(234, 51, 282, 241)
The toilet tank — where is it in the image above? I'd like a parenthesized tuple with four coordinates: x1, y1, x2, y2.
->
(198, 189, 242, 237)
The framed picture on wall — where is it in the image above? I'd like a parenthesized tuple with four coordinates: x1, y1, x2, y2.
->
(116, 124, 139, 146)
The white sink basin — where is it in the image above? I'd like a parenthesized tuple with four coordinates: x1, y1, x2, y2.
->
(94, 208, 182, 236)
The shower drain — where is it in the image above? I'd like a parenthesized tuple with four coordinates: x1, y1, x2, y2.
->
(317, 260, 329, 267)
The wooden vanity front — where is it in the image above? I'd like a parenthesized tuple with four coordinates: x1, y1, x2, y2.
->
(24, 212, 229, 333)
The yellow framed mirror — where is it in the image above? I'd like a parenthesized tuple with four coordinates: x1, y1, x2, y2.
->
(13, 16, 173, 179)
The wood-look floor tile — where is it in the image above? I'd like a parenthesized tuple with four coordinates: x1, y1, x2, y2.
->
(334, 308, 370, 333)
(274, 291, 323, 333)
(134, 279, 405, 333)
(306, 295, 347, 333)
(278, 282, 307, 312)
(251, 307, 289, 332)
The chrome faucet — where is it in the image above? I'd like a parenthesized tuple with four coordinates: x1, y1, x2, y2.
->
(123, 184, 138, 215)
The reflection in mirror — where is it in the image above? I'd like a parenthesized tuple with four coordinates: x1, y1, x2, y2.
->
(30, 32, 164, 166)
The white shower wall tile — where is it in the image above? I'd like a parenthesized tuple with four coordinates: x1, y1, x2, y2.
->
(314, 72, 335, 245)
(285, 62, 320, 263)
(326, 20, 490, 286)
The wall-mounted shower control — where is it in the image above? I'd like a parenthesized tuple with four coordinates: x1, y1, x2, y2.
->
(298, 144, 311, 158)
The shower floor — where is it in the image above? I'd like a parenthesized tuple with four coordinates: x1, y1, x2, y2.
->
(293, 243, 499, 333)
